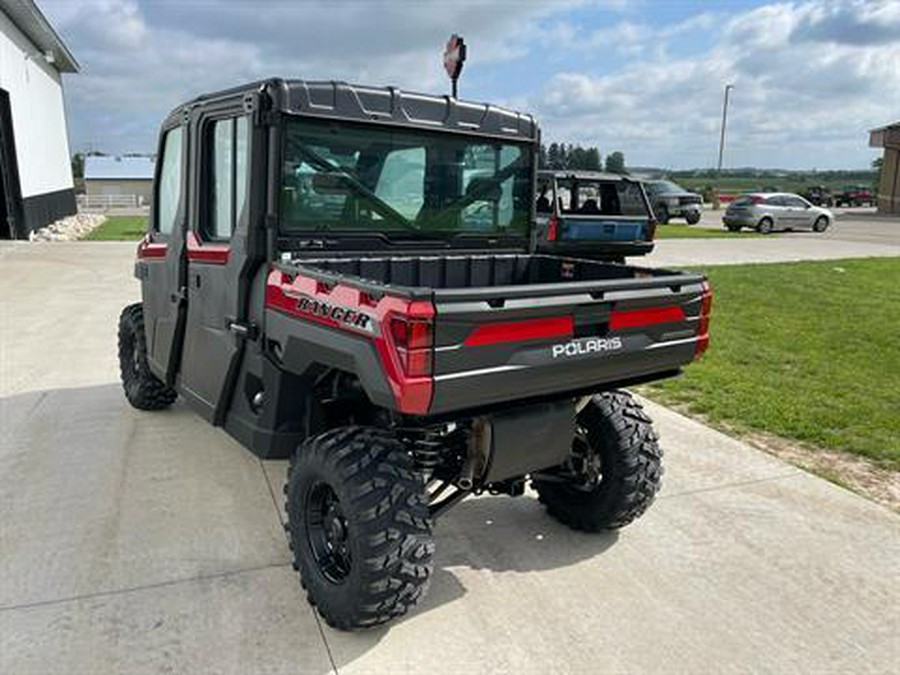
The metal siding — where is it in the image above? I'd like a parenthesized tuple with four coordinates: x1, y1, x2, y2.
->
(85, 178, 154, 202)
(0, 9, 73, 199)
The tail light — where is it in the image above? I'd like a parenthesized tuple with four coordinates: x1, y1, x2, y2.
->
(547, 215, 559, 241)
(694, 280, 713, 360)
(610, 306, 685, 330)
(389, 314, 433, 377)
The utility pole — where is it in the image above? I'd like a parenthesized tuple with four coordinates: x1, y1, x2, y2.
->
(717, 84, 734, 173)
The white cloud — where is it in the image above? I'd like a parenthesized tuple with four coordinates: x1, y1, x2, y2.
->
(45, 0, 586, 152)
(41, 0, 897, 168)
(530, 0, 898, 168)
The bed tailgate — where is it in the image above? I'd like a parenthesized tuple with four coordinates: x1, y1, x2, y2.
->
(429, 275, 711, 414)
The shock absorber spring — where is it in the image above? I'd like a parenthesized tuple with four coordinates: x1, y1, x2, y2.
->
(410, 439, 442, 470)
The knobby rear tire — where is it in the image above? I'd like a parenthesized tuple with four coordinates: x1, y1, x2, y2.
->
(534, 391, 663, 532)
(285, 426, 434, 630)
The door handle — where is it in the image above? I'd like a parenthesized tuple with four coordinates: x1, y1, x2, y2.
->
(228, 320, 258, 340)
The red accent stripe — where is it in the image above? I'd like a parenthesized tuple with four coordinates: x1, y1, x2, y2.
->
(136, 236, 167, 259)
(609, 306, 685, 330)
(464, 316, 573, 346)
(186, 232, 230, 265)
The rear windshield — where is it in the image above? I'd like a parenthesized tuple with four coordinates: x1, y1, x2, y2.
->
(280, 117, 533, 238)
(548, 178, 648, 217)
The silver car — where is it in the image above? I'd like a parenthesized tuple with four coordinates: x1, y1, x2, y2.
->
(723, 193, 833, 234)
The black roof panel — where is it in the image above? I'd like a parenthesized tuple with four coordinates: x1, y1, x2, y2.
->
(174, 78, 539, 142)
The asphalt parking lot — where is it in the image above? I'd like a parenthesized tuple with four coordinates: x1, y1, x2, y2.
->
(1, 242, 898, 674)
(644, 208, 900, 267)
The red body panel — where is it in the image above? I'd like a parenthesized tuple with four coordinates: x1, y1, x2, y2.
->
(136, 235, 167, 260)
(265, 269, 434, 415)
(186, 232, 230, 265)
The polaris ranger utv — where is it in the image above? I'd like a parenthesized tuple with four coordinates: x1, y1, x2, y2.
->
(534, 170, 657, 262)
(119, 79, 712, 630)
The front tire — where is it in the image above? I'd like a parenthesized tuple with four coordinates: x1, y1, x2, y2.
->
(118, 303, 177, 410)
(533, 391, 663, 532)
(685, 211, 701, 225)
(285, 427, 434, 630)
(757, 217, 774, 234)
(813, 216, 829, 232)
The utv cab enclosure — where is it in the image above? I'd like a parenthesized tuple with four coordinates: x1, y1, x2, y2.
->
(119, 78, 712, 630)
(534, 170, 657, 262)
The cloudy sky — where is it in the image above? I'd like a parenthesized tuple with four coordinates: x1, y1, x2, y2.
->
(42, 0, 899, 170)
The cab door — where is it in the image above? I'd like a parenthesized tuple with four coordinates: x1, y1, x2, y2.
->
(178, 110, 252, 423)
(765, 195, 788, 228)
(138, 119, 188, 384)
(783, 195, 814, 228)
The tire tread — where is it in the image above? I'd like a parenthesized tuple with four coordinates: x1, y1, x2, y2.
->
(118, 303, 177, 411)
(534, 391, 662, 532)
(285, 426, 434, 630)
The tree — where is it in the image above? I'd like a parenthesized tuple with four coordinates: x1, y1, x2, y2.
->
(605, 151, 626, 174)
(547, 142, 561, 170)
(543, 142, 602, 171)
(569, 145, 586, 170)
(71, 152, 84, 179)
(558, 143, 569, 169)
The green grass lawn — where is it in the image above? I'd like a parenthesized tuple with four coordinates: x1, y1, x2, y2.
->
(641, 258, 900, 469)
(655, 224, 763, 239)
(83, 216, 148, 241)
(81, 217, 757, 241)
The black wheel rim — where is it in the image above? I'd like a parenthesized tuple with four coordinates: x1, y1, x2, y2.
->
(305, 481, 352, 583)
(568, 425, 603, 491)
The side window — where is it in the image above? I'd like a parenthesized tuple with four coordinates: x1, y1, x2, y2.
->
(235, 117, 248, 223)
(557, 180, 575, 214)
(156, 127, 183, 235)
(206, 116, 250, 240)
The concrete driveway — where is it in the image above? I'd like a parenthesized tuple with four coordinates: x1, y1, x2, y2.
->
(2, 242, 898, 674)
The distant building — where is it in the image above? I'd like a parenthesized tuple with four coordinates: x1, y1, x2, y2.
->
(869, 122, 899, 214)
(83, 156, 155, 206)
(0, 0, 78, 239)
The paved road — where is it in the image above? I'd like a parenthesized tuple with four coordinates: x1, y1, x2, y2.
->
(644, 210, 899, 267)
(2, 242, 899, 674)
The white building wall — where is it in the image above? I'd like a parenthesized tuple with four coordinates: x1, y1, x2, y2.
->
(0, 9, 73, 199)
